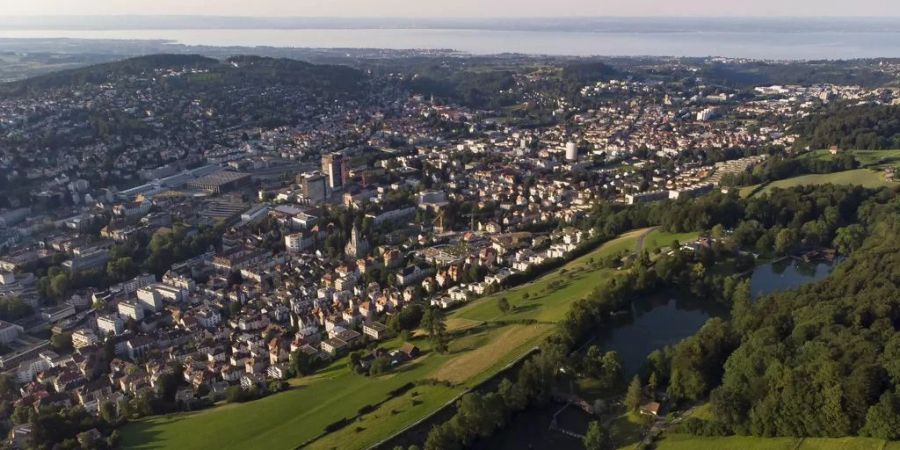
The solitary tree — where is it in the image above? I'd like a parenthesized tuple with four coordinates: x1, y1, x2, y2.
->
(497, 297, 511, 314)
(626, 375, 643, 412)
(648, 372, 659, 399)
(583, 421, 609, 450)
(421, 306, 448, 352)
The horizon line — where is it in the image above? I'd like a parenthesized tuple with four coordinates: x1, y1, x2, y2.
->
(2, 14, 900, 19)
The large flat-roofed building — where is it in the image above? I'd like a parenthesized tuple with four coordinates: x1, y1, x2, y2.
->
(298, 172, 327, 203)
(0, 320, 23, 344)
(186, 171, 251, 194)
(97, 314, 124, 336)
(117, 301, 145, 321)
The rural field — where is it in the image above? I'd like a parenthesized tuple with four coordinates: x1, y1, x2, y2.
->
(654, 402, 900, 450)
(803, 148, 900, 169)
(655, 434, 895, 450)
(742, 168, 894, 198)
(739, 149, 899, 198)
(123, 228, 665, 450)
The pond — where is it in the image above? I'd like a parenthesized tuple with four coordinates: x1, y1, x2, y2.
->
(597, 294, 716, 375)
(596, 257, 840, 375)
(750, 258, 838, 299)
(417, 258, 842, 449)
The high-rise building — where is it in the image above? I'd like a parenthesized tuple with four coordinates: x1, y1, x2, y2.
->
(299, 172, 327, 203)
(565, 141, 578, 161)
(321, 153, 347, 191)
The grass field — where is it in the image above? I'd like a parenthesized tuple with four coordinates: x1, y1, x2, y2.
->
(751, 169, 893, 197)
(739, 150, 899, 198)
(122, 229, 654, 450)
(656, 434, 895, 450)
(803, 148, 900, 169)
(656, 434, 802, 450)
(640, 229, 701, 253)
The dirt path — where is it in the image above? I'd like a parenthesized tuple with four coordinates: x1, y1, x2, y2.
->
(635, 226, 658, 252)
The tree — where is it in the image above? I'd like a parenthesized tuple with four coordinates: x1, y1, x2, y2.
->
(369, 357, 390, 376)
(860, 391, 900, 439)
(389, 304, 423, 332)
(583, 421, 609, 450)
(50, 332, 73, 353)
(774, 228, 796, 255)
(833, 224, 866, 256)
(648, 372, 659, 398)
(0, 296, 32, 321)
(420, 306, 447, 343)
(99, 400, 118, 425)
(497, 297, 511, 314)
(424, 422, 461, 450)
(289, 350, 317, 376)
(106, 256, 138, 282)
(626, 376, 643, 412)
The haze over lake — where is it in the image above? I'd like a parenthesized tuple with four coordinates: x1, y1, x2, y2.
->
(2, 17, 900, 59)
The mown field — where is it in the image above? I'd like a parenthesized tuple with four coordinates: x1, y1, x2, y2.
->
(653, 402, 900, 450)
(803, 148, 900, 169)
(122, 229, 655, 450)
(743, 168, 893, 198)
(655, 434, 896, 450)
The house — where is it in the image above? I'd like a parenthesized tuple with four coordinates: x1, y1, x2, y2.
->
(362, 321, 387, 340)
(399, 343, 420, 359)
(267, 364, 288, 380)
(9, 424, 32, 449)
(320, 337, 348, 355)
(640, 401, 661, 416)
(396, 264, 434, 286)
(240, 373, 265, 390)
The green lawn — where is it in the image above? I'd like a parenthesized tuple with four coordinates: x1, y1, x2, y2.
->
(122, 341, 461, 450)
(798, 437, 889, 450)
(656, 434, 894, 450)
(123, 229, 655, 450)
(640, 229, 701, 253)
(803, 148, 900, 169)
(754, 169, 893, 197)
(656, 434, 801, 450)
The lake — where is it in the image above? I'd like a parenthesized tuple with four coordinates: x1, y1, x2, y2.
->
(2, 28, 900, 59)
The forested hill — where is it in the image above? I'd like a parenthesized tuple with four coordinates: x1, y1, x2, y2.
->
(792, 104, 900, 150)
(0, 54, 217, 95)
(0, 54, 366, 98)
(706, 192, 900, 438)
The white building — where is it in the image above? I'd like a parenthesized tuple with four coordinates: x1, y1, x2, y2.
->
(118, 301, 145, 321)
(97, 314, 124, 336)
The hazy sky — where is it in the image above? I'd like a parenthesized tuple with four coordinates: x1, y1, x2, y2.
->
(3, 0, 900, 18)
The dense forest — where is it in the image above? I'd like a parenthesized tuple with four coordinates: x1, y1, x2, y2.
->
(793, 104, 900, 150)
(697, 61, 896, 89)
(404, 66, 518, 109)
(0, 54, 365, 99)
(690, 207, 900, 438)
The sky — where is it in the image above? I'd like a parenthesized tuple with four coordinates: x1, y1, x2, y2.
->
(2, 0, 900, 18)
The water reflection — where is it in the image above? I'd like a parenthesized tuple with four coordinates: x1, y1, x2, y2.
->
(750, 258, 837, 299)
